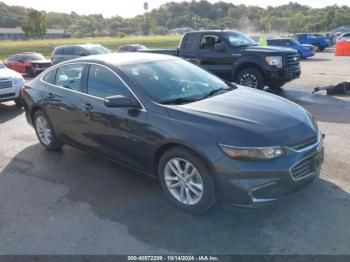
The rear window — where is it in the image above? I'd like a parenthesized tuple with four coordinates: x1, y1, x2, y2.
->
(43, 69, 57, 84)
(183, 34, 197, 50)
(54, 47, 64, 55)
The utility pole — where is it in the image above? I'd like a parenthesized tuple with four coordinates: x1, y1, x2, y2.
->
(144, 2, 149, 36)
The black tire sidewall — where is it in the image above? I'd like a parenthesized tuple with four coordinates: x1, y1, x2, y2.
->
(27, 66, 35, 77)
(236, 68, 265, 90)
(158, 147, 216, 213)
(33, 110, 61, 150)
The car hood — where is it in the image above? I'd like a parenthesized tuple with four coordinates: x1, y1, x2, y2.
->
(0, 68, 22, 79)
(166, 87, 317, 147)
(242, 45, 297, 55)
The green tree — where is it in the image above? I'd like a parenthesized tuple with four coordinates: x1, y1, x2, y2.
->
(21, 10, 47, 39)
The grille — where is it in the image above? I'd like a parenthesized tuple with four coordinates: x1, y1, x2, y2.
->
(0, 92, 15, 99)
(0, 78, 12, 89)
(286, 53, 300, 67)
(291, 155, 315, 180)
(290, 136, 318, 150)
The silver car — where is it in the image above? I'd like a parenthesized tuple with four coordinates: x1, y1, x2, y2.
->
(51, 44, 110, 64)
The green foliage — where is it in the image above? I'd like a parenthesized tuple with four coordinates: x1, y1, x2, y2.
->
(0, 1, 350, 35)
(21, 10, 47, 39)
(0, 35, 181, 60)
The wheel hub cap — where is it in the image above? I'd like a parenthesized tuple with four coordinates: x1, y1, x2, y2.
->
(239, 73, 258, 88)
(36, 115, 52, 145)
(164, 158, 203, 205)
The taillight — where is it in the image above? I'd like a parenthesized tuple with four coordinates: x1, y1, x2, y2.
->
(20, 85, 26, 97)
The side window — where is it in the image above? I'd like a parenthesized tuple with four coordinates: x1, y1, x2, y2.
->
(63, 47, 74, 55)
(200, 35, 221, 50)
(43, 69, 57, 84)
(87, 64, 130, 99)
(16, 55, 23, 61)
(55, 64, 84, 91)
(74, 47, 87, 56)
(8, 55, 16, 61)
(54, 48, 63, 55)
(183, 34, 197, 50)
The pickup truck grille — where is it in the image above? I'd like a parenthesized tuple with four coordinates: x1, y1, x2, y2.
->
(286, 54, 300, 67)
(0, 78, 12, 89)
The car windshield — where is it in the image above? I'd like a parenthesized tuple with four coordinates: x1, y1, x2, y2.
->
(85, 45, 111, 55)
(289, 38, 300, 45)
(223, 32, 257, 47)
(122, 59, 232, 104)
(23, 54, 46, 61)
(0, 62, 5, 69)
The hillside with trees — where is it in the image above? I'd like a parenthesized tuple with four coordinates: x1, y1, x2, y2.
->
(0, 1, 350, 37)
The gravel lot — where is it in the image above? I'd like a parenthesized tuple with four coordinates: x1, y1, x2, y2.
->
(1, 49, 350, 255)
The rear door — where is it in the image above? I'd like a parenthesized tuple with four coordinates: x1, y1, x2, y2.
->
(41, 63, 86, 144)
(79, 64, 148, 169)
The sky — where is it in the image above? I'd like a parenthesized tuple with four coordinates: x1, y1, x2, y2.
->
(2, 0, 350, 18)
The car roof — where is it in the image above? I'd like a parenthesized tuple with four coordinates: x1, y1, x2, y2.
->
(55, 44, 102, 49)
(60, 53, 178, 67)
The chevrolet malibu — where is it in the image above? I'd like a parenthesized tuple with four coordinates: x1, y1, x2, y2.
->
(22, 53, 324, 213)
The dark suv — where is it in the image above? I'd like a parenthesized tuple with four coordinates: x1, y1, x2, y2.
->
(51, 44, 110, 64)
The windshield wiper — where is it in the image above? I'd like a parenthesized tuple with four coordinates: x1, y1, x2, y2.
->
(161, 97, 198, 105)
(197, 88, 226, 100)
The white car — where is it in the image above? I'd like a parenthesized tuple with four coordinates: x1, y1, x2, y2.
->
(0, 61, 25, 105)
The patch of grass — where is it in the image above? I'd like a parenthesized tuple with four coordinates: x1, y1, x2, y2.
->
(0, 35, 182, 60)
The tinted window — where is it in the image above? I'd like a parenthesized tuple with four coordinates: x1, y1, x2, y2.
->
(55, 64, 84, 91)
(63, 47, 74, 55)
(84, 45, 110, 55)
(43, 69, 57, 84)
(74, 47, 87, 56)
(87, 65, 130, 98)
(54, 47, 64, 55)
(8, 55, 17, 61)
(183, 34, 197, 50)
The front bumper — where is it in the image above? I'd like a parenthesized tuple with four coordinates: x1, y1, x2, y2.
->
(0, 80, 24, 102)
(213, 132, 324, 207)
(265, 66, 301, 85)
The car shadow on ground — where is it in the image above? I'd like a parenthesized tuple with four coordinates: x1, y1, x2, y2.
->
(302, 58, 332, 62)
(267, 87, 350, 124)
(0, 103, 23, 124)
(1, 143, 350, 254)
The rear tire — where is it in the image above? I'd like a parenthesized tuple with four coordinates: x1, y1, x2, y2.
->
(33, 110, 62, 150)
(14, 98, 23, 107)
(158, 147, 217, 213)
(235, 68, 265, 90)
(27, 66, 36, 77)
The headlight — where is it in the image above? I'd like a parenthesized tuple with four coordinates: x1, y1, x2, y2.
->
(13, 75, 24, 85)
(218, 144, 285, 161)
(265, 56, 283, 68)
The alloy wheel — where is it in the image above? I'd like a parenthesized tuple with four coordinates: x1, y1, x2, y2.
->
(35, 115, 52, 145)
(164, 158, 203, 205)
(239, 73, 258, 88)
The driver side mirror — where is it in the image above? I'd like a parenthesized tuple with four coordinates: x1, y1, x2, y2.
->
(214, 43, 225, 52)
(104, 95, 140, 108)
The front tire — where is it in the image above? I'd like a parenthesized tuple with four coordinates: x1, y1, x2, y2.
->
(236, 68, 265, 90)
(27, 66, 36, 77)
(33, 110, 62, 150)
(158, 147, 217, 213)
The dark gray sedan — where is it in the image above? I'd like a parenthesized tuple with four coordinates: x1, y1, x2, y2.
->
(22, 53, 324, 212)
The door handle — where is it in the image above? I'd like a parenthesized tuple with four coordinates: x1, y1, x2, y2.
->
(82, 103, 93, 111)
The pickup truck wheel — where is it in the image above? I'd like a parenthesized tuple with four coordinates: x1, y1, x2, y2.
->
(236, 68, 265, 90)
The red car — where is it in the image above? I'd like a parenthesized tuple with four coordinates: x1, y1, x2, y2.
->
(4, 52, 52, 77)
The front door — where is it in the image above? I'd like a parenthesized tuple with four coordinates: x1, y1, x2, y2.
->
(79, 64, 148, 170)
